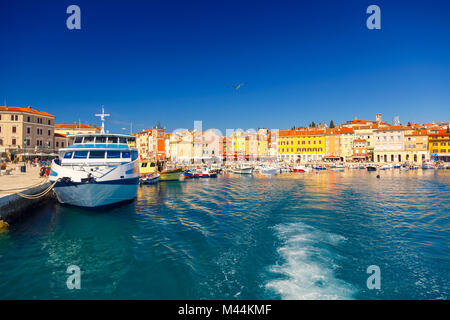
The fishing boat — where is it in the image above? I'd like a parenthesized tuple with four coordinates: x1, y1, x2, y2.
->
(366, 164, 377, 172)
(155, 161, 183, 181)
(49, 108, 139, 207)
(195, 168, 218, 178)
(231, 164, 253, 174)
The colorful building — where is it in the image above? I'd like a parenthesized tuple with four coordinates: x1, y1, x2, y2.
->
(277, 129, 325, 162)
(373, 125, 411, 163)
(404, 130, 429, 164)
(55, 123, 101, 136)
(428, 129, 450, 162)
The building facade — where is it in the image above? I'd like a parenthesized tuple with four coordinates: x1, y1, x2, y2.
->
(0, 106, 56, 159)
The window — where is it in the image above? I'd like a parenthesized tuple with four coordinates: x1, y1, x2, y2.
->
(48, 130, 51, 136)
(73, 151, 88, 159)
(107, 151, 121, 159)
(63, 152, 74, 159)
(27, 116, 31, 122)
(0, 139, 2, 146)
(141, 162, 148, 167)
(74, 137, 83, 143)
(48, 120, 51, 125)
(12, 138, 16, 145)
(27, 127, 30, 134)
(61, 142, 64, 148)
(96, 136, 107, 143)
(11, 115, 14, 121)
(108, 137, 118, 143)
(56, 142, 59, 147)
(12, 126, 16, 133)
(119, 137, 127, 144)
(89, 151, 105, 159)
(27, 140, 30, 146)
(121, 151, 131, 158)
(84, 136, 95, 143)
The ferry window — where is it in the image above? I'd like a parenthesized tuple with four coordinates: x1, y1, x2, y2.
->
(74, 137, 83, 143)
(63, 152, 73, 159)
(96, 136, 107, 143)
(131, 151, 138, 160)
(108, 137, 118, 144)
(122, 151, 131, 158)
(119, 137, 127, 144)
(89, 151, 106, 159)
(107, 151, 121, 159)
(84, 136, 95, 143)
(150, 162, 156, 167)
(73, 151, 88, 159)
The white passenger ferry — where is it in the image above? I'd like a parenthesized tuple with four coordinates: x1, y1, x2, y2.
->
(49, 108, 139, 207)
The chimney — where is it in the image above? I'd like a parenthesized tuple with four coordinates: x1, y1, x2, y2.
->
(376, 113, 382, 123)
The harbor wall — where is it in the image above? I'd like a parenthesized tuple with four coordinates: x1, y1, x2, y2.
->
(0, 182, 53, 223)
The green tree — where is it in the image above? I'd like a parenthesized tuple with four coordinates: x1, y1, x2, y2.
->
(329, 120, 335, 128)
(311, 121, 316, 128)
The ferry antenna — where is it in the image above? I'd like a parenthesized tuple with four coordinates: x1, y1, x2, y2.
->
(95, 105, 110, 134)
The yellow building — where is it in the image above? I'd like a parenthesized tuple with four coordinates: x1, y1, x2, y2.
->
(278, 130, 325, 162)
(428, 129, 450, 162)
(404, 130, 429, 164)
(324, 128, 340, 160)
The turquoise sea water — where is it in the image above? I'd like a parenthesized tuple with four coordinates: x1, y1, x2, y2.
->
(0, 169, 449, 299)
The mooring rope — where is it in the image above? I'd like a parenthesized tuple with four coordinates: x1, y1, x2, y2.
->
(16, 180, 59, 200)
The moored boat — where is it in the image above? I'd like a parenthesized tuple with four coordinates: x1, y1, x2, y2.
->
(49, 108, 139, 207)
(366, 164, 377, 172)
(231, 164, 253, 174)
(293, 165, 310, 172)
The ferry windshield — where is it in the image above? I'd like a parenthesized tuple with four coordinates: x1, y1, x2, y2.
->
(84, 136, 95, 143)
(89, 151, 105, 159)
(73, 151, 88, 159)
(63, 151, 73, 159)
(107, 151, 121, 158)
(96, 136, 107, 143)
(74, 137, 83, 144)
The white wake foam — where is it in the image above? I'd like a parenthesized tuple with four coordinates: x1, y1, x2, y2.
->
(266, 222, 356, 300)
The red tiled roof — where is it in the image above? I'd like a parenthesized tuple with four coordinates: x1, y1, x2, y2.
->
(55, 123, 101, 130)
(0, 106, 55, 118)
(279, 129, 326, 136)
(54, 133, 67, 138)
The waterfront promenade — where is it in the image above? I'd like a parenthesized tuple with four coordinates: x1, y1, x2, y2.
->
(0, 165, 51, 224)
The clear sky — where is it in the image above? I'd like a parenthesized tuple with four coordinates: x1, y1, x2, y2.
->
(1, 0, 449, 133)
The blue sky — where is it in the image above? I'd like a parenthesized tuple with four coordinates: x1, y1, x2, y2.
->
(1, 0, 449, 133)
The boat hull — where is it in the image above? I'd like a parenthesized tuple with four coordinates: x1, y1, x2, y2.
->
(159, 171, 182, 181)
(53, 178, 138, 207)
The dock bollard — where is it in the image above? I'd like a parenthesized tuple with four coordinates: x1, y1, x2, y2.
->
(0, 220, 9, 232)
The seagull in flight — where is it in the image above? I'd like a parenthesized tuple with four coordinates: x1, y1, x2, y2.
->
(229, 82, 246, 91)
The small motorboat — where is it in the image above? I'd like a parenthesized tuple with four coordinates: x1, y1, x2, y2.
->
(379, 164, 391, 170)
(314, 165, 327, 171)
(422, 160, 435, 169)
(366, 165, 377, 172)
(140, 173, 159, 185)
(261, 166, 278, 175)
(231, 165, 253, 174)
(293, 165, 310, 172)
(183, 170, 195, 178)
(196, 168, 218, 178)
